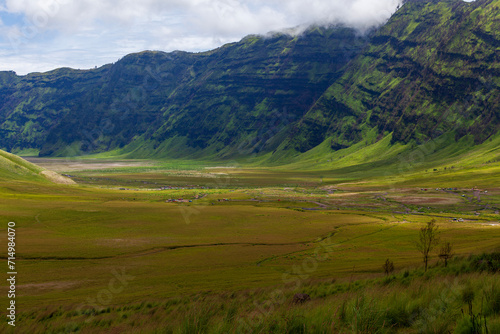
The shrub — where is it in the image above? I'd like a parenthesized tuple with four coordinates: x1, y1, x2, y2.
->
(487, 317, 500, 333)
(471, 253, 500, 273)
(484, 283, 500, 316)
(383, 259, 395, 275)
(283, 313, 308, 334)
(455, 314, 488, 334)
(347, 296, 386, 334)
(180, 308, 212, 334)
(461, 285, 475, 315)
(455, 316, 475, 334)
(384, 299, 412, 328)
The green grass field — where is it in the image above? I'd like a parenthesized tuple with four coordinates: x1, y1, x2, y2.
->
(0, 151, 499, 333)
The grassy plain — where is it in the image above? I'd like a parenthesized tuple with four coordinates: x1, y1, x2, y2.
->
(0, 155, 499, 333)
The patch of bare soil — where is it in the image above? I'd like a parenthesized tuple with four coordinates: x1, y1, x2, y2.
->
(390, 196, 460, 205)
(95, 237, 174, 248)
(19, 281, 78, 291)
(40, 170, 76, 185)
(25, 158, 154, 172)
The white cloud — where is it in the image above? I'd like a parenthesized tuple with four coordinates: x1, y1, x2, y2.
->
(0, 0, 403, 74)
(186, 1, 288, 36)
(273, 0, 402, 32)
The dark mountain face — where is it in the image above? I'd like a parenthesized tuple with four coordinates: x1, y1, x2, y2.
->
(0, 0, 499, 159)
(291, 0, 500, 152)
(0, 27, 367, 157)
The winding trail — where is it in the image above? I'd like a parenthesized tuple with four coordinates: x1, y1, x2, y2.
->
(9, 220, 389, 262)
(256, 224, 397, 267)
(6, 240, 331, 262)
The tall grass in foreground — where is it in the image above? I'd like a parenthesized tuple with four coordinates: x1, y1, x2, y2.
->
(11, 253, 500, 334)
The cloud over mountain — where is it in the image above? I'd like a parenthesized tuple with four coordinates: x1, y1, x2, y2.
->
(0, 0, 402, 74)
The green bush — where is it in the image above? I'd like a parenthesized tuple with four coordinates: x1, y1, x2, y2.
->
(454, 316, 475, 334)
(481, 282, 500, 317)
(384, 296, 415, 328)
(471, 253, 500, 273)
(180, 308, 212, 334)
(283, 313, 308, 334)
(486, 317, 500, 333)
(347, 296, 386, 334)
(454, 314, 488, 334)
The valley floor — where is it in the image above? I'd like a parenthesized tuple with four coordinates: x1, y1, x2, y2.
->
(1, 158, 499, 333)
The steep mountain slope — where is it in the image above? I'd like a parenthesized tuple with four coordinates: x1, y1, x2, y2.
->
(291, 0, 500, 152)
(0, 27, 367, 158)
(144, 28, 365, 159)
(0, 53, 199, 155)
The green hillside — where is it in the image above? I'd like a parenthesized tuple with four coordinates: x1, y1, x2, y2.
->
(0, 27, 367, 158)
(0, 149, 75, 184)
(0, 149, 45, 181)
(292, 0, 500, 152)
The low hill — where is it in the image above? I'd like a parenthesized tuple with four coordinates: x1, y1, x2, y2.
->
(0, 150, 75, 184)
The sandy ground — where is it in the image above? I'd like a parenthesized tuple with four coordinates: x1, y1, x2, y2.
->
(18, 281, 78, 291)
(25, 158, 154, 172)
(40, 170, 77, 185)
(388, 195, 461, 205)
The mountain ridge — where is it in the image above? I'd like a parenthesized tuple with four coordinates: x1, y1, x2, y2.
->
(0, 0, 499, 164)
(0, 25, 368, 158)
(289, 0, 500, 153)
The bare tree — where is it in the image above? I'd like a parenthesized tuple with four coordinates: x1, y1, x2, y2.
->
(438, 241, 454, 267)
(383, 258, 394, 275)
(416, 219, 440, 272)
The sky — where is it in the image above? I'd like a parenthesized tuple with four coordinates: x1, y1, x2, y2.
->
(0, 0, 404, 75)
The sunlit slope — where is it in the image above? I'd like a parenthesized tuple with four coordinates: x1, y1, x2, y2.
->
(266, 131, 500, 188)
(0, 149, 75, 184)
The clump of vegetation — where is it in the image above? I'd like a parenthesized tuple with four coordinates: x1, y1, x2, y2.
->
(12, 253, 500, 333)
(439, 241, 454, 267)
(383, 258, 395, 275)
(416, 219, 440, 272)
